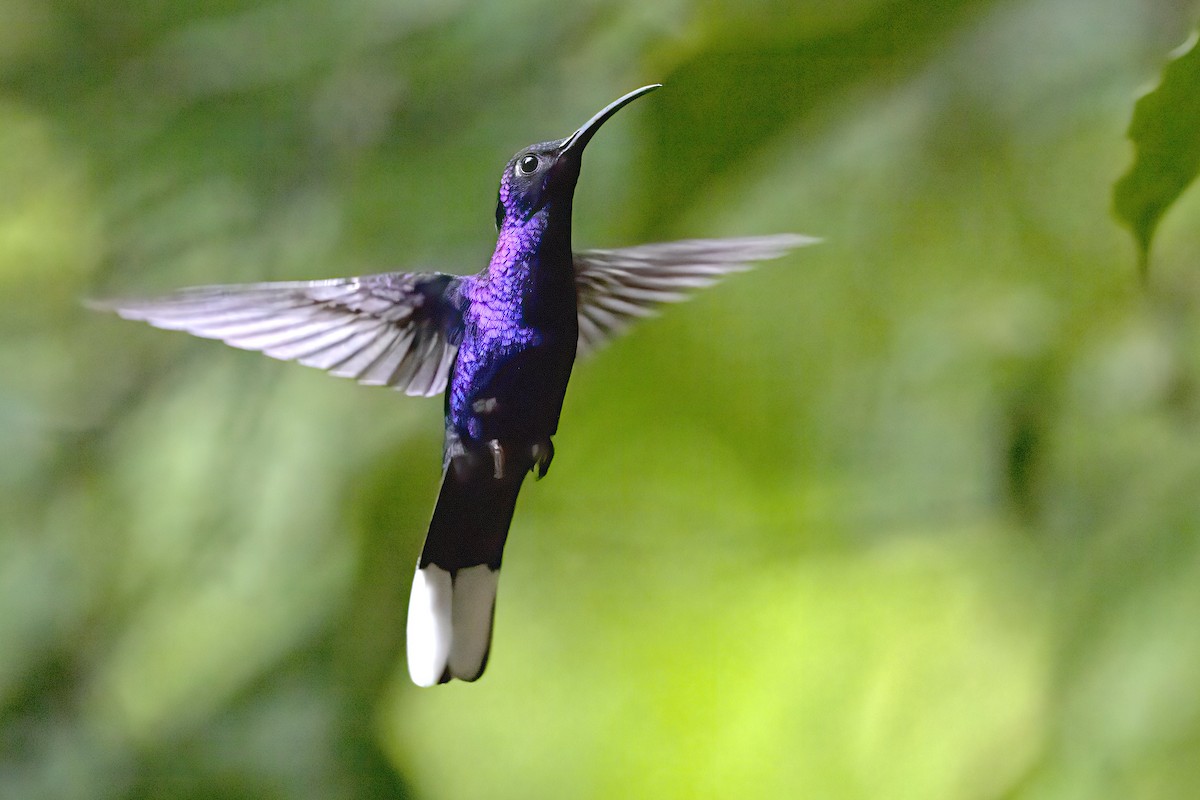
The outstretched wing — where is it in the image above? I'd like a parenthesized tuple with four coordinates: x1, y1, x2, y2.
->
(91, 272, 466, 397)
(572, 234, 819, 355)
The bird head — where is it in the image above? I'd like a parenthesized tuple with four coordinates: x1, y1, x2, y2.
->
(495, 84, 661, 229)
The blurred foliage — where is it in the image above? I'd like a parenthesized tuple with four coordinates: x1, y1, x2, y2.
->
(3, 0, 1200, 798)
(1114, 27, 1200, 276)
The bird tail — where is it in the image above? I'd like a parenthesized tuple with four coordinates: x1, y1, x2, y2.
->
(406, 455, 528, 686)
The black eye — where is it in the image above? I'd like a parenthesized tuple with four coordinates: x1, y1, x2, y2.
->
(518, 154, 539, 175)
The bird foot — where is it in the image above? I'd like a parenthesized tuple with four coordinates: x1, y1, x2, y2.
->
(487, 439, 505, 479)
(448, 436, 552, 481)
(445, 431, 472, 482)
(531, 439, 554, 480)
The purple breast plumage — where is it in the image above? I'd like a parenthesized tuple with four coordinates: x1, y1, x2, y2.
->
(449, 213, 552, 440)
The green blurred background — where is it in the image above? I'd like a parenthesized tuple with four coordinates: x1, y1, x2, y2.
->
(4, 0, 1200, 797)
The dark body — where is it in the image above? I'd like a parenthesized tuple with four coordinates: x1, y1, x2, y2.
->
(451, 208, 576, 451)
(422, 196, 578, 583)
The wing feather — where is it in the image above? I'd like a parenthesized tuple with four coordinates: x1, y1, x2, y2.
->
(572, 234, 818, 355)
(91, 272, 464, 397)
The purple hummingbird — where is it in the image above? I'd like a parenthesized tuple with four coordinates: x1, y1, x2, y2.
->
(93, 85, 817, 685)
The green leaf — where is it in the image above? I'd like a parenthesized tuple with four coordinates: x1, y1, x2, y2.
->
(1114, 30, 1200, 278)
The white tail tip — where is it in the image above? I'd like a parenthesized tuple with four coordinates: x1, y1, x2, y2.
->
(406, 564, 499, 686)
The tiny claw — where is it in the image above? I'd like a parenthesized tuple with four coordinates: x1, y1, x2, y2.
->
(445, 431, 472, 481)
(531, 439, 554, 480)
(487, 439, 505, 480)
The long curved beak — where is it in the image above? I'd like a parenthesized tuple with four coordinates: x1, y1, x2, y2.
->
(560, 84, 661, 159)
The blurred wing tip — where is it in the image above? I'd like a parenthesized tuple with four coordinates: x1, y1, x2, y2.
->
(747, 232, 823, 255)
(85, 296, 147, 317)
(782, 233, 823, 247)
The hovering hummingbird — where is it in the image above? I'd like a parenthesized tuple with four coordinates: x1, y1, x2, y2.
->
(93, 85, 817, 686)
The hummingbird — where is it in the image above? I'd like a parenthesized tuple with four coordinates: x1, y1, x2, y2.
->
(93, 85, 817, 686)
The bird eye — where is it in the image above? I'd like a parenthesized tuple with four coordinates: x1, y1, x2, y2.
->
(518, 154, 539, 175)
